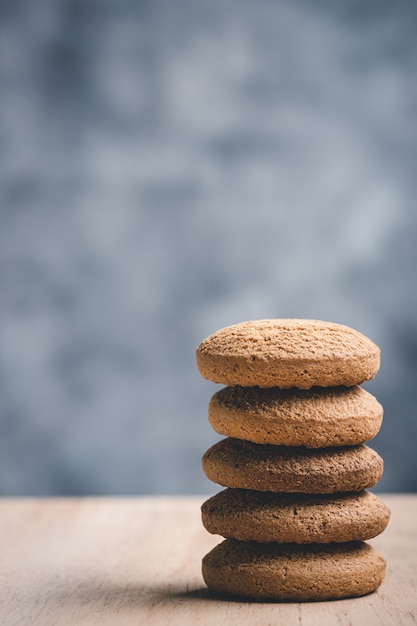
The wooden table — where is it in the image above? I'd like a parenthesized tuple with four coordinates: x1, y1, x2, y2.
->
(0, 495, 415, 625)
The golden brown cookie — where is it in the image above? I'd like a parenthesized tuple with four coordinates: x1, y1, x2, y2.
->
(208, 385, 383, 447)
(202, 539, 386, 601)
(196, 319, 380, 388)
(201, 489, 390, 543)
(202, 438, 383, 493)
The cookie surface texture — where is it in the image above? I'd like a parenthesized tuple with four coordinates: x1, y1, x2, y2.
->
(202, 539, 386, 601)
(201, 489, 391, 543)
(202, 438, 383, 494)
(196, 319, 380, 388)
(208, 385, 383, 447)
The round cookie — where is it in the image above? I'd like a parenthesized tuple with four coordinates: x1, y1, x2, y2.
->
(202, 539, 386, 601)
(196, 319, 380, 388)
(208, 385, 383, 447)
(202, 438, 383, 494)
(201, 489, 391, 543)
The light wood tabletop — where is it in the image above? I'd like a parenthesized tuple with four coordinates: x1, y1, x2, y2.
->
(0, 495, 415, 625)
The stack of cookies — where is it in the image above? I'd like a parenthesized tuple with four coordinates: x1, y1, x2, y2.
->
(196, 319, 390, 601)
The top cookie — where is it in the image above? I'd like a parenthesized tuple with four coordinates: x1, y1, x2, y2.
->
(196, 319, 380, 388)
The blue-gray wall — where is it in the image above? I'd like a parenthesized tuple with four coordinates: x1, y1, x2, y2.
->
(1, 0, 416, 495)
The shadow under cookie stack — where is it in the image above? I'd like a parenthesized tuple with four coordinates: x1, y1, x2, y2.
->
(196, 319, 390, 601)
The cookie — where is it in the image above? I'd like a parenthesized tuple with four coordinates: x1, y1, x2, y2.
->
(202, 438, 383, 493)
(202, 539, 386, 601)
(196, 319, 380, 388)
(201, 489, 390, 543)
(208, 385, 383, 447)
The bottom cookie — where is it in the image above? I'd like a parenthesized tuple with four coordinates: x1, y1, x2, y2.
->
(202, 539, 386, 601)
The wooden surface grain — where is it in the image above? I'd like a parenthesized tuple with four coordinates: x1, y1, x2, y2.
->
(0, 495, 415, 625)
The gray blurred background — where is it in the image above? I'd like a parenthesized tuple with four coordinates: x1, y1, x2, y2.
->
(0, 0, 416, 495)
